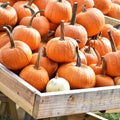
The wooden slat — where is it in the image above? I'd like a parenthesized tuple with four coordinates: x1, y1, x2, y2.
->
(105, 15, 120, 25)
(0, 63, 40, 116)
(33, 86, 120, 119)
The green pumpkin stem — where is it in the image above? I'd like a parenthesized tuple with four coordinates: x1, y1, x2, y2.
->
(70, 2, 78, 25)
(60, 20, 65, 40)
(34, 48, 43, 70)
(108, 30, 117, 52)
(101, 56, 106, 76)
(3, 25, 15, 48)
(24, 4, 35, 15)
(28, 10, 44, 27)
(0, 2, 9, 8)
(76, 46, 81, 67)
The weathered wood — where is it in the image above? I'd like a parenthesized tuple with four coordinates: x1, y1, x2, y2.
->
(0, 63, 40, 116)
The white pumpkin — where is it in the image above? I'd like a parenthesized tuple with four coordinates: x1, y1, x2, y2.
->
(46, 77, 70, 92)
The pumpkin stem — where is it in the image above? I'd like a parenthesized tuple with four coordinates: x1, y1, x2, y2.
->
(93, 48, 102, 66)
(82, 4, 87, 12)
(24, 4, 35, 15)
(3, 25, 15, 48)
(27, 0, 34, 6)
(34, 47, 43, 70)
(0, 2, 9, 8)
(60, 20, 65, 40)
(76, 46, 81, 67)
(42, 30, 55, 42)
(108, 30, 117, 52)
(70, 2, 78, 25)
(42, 47, 47, 57)
(58, 0, 62, 2)
(113, 23, 120, 29)
(28, 10, 44, 27)
(101, 56, 106, 76)
(84, 45, 90, 53)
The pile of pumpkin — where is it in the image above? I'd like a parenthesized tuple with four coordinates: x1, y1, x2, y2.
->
(0, 0, 120, 92)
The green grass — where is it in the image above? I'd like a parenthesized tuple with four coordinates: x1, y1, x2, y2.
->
(97, 113, 120, 120)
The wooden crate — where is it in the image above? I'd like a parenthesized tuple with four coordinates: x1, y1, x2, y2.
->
(0, 16, 120, 119)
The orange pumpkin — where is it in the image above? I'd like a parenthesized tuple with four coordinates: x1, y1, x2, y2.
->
(44, 0, 72, 24)
(57, 46, 96, 89)
(12, 17, 41, 51)
(30, 47, 58, 78)
(76, 6, 105, 37)
(20, 48, 49, 91)
(94, 0, 112, 14)
(46, 20, 78, 63)
(0, 2, 18, 31)
(13, 0, 39, 22)
(0, 0, 16, 6)
(95, 56, 115, 87)
(0, 25, 32, 70)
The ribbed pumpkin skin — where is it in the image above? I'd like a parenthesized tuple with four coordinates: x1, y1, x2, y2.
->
(44, 0, 72, 24)
(46, 37, 78, 63)
(19, 64, 49, 91)
(94, 0, 112, 14)
(104, 51, 120, 77)
(76, 7, 105, 37)
(12, 25, 41, 50)
(13, 1, 39, 22)
(57, 62, 96, 89)
(0, 41, 32, 70)
(55, 23, 88, 49)
(0, 2, 18, 31)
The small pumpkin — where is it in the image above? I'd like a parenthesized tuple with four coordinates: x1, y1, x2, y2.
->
(44, 0, 72, 24)
(19, 48, 49, 91)
(46, 20, 78, 63)
(57, 46, 96, 89)
(0, 2, 18, 31)
(0, 25, 32, 70)
(76, 5, 105, 37)
(95, 56, 115, 87)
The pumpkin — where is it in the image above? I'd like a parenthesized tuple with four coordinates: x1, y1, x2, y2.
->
(81, 45, 98, 66)
(95, 56, 115, 87)
(30, 47, 58, 78)
(46, 20, 78, 63)
(0, 2, 18, 31)
(94, 0, 112, 14)
(107, 3, 120, 20)
(44, 0, 72, 24)
(55, 2, 88, 49)
(88, 33, 112, 56)
(33, 0, 55, 16)
(112, 0, 120, 5)
(0, 25, 32, 70)
(104, 30, 120, 76)
(13, 0, 39, 22)
(19, 48, 49, 91)
(76, 5, 105, 37)
(113, 76, 120, 85)
(46, 75, 70, 92)
(67, 0, 94, 14)
(57, 46, 96, 89)
(101, 23, 120, 50)
(20, 5, 50, 37)
(12, 16, 41, 51)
